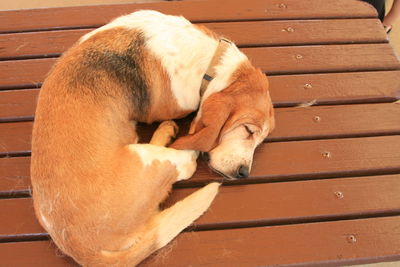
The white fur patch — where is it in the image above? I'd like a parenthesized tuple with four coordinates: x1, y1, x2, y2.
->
(156, 182, 220, 247)
(201, 45, 248, 101)
(80, 10, 247, 111)
(128, 144, 197, 180)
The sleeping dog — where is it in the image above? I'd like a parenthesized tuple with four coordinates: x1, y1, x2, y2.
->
(31, 10, 275, 266)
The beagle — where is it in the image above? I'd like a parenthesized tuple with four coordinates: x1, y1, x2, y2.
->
(31, 10, 275, 267)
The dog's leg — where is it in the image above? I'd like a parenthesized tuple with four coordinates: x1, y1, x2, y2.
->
(144, 120, 198, 181)
(100, 182, 220, 266)
(150, 120, 178, 147)
(128, 144, 198, 181)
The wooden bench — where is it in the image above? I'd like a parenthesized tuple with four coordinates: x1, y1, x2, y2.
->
(1, 0, 400, 266)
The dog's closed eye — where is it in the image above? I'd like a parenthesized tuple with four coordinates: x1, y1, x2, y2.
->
(243, 124, 262, 138)
(245, 125, 254, 135)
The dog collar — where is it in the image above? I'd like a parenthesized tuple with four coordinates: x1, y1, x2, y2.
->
(199, 38, 232, 97)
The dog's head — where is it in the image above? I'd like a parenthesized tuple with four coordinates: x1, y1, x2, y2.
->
(170, 64, 275, 179)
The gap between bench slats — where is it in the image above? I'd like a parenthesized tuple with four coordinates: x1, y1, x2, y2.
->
(1, 44, 399, 90)
(1, 71, 399, 121)
(0, 0, 377, 34)
(2, 135, 400, 193)
(2, 103, 400, 155)
(0, 19, 387, 61)
(142, 216, 400, 266)
(1, 174, 400, 238)
(1, 216, 399, 266)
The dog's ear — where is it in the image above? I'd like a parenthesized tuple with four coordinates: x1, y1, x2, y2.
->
(170, 93, 231, 152)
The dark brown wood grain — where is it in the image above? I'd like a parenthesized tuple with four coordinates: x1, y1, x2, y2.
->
(243, 44, 400, 75)
(0, 157, 31, 193)
(0, 0, 377, 34)
(0, 241, 78, 267)
(0, 198, 41, 236)
(270, 103, 400, 141)
(0, 122, 33, 154)
(2, 135, 400, 192)
(249, 135, 400, 180)
(143, 216, 400, 266)
(268, 70, 400, 105)
(0, 19, 387, 60)
(2, 103, 400, 154)
(0, 58, 51, 89)
(2, 174, 400, 238)
(0, 29, 87, 60)
(0, 89, 38, 120)
(1, 216, 400, 267)
(1, 44, 399, 89)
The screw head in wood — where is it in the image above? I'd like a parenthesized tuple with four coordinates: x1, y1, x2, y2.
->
(295, 54, 303, 59)
(304, 83, 312, 89)
(322, 151, 331, 158)
(282, 27, 294, 33)
(313, 116, 321, 122)
(347, 235, 357, 243)
(278, 3, 287, 8)
(334, 191, 344, 199)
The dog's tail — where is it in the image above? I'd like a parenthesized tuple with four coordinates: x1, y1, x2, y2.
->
(90, 182, 220, 267)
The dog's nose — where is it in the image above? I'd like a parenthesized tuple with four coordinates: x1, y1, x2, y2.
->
(236, 165, 249, 178)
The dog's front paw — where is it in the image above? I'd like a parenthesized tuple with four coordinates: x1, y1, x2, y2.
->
(158, 120, 179, 139)
(150, 120, 179, 147)
(175, 150, 199, 181)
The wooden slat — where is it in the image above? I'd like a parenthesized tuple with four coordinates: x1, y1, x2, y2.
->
(0, 122, 33, 154)
(0, 29, 87, 60)
(2, 174, 400, 237)
(2, 103, 400, 154)
(1, 71, 399, 120)
(248, 135, 400, 181)
(0, 58, 51, 89)
(270, 103, 400, 141)
(1, 44, 399, 89)
(268, 70, 400, 105)
(0, 198, 41, 236)
(2, 135, 400, 191)
(243, 44, 400, 75)
(0, 0, 377, 34)
(214, 18, 387, 46)
(0, 19, 387, 60)
(143, 216, 400, 266)
(1, 216, 400, 266)
(0, 157, 31, 192)
(0, 89, 38, 120)
(0, 241, 77, 267)
(173, 175, 400, 227)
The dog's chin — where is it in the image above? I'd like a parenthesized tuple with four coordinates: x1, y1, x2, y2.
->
(201, 152, 237, 180)
(207, 164, 237, 180)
